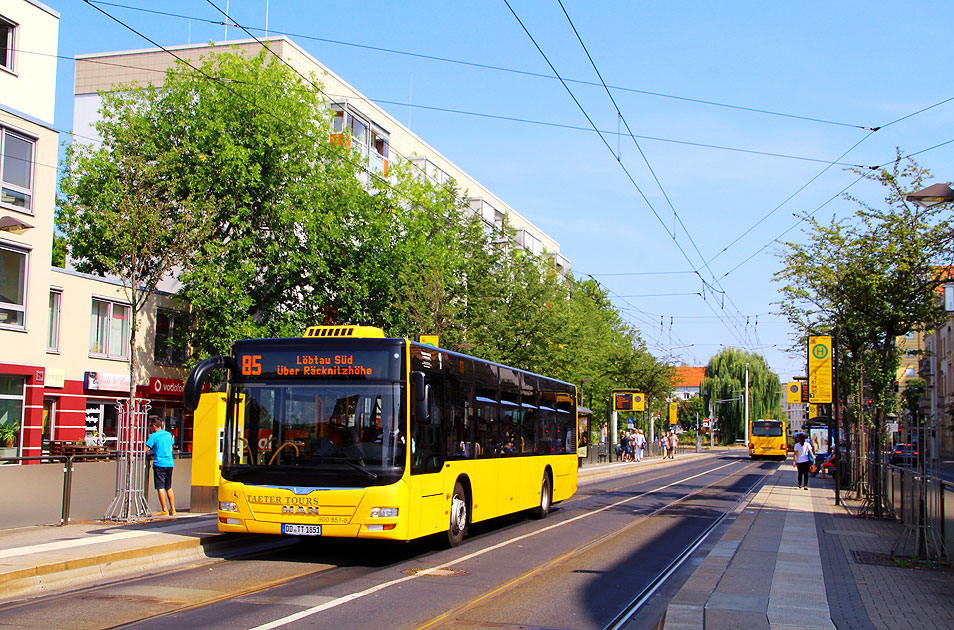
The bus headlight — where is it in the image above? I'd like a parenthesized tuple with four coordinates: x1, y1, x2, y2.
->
(219, 501, 239, 512)
(370, 507, 399, 518)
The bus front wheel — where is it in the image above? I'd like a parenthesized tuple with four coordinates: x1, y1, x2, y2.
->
(532, 473, 552, 519)
(446, 481, 467, 548)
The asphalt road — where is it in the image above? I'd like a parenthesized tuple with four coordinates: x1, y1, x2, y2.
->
(0, 452, 779, 630)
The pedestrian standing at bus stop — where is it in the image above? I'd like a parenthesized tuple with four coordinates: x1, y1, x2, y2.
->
(793, 432, 814, 490)
(146, 416, 176, 516)
(634, 429, 646, 462)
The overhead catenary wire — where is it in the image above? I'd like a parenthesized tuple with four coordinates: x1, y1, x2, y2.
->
(88, 0, 875, 132)
(13, 42, 869, 169)
(503, 0, 750, 349)
(552, 0, 752, 347)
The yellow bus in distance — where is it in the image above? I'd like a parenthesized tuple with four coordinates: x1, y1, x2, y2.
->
(184, 325, 578, 547)
(748, 419, 787, 460)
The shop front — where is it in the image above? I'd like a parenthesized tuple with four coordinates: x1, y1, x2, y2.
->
(138, 377, 192, 453)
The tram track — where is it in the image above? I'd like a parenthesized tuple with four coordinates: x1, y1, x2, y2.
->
(409, 457, 771, 630)
(603, 466, 768, 630)
(0, 454, 768, 630)
(414, 457, 774, 630)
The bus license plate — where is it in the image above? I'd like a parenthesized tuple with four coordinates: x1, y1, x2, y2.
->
(282, 524, 321, 536)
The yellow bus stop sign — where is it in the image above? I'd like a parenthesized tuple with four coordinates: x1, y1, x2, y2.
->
(808, 335, 833, 403)
(420, 335, 439, 348)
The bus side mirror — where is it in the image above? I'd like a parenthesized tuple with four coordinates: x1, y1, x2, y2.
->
(185, 355, 229, 411)
(411, 370, 430, 424)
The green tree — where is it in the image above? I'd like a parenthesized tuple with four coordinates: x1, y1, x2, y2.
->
(678, 395, 706, 431)
(775, 153, 954, 514)
(59, 138, 211, 400)
(702, 348, 781, 444)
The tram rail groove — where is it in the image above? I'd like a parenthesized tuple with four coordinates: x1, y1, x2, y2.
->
(417, 459, 769, 630)
(603, 468, 769, 630)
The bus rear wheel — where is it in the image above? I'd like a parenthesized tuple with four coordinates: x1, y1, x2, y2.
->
(446, 481, 467, 548)
(531, 473, 552, 519)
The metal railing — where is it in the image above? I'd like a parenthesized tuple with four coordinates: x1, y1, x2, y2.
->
(0, 452, 192, 528)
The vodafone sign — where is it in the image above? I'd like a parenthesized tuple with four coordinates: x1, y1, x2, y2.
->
(149, 378, 185, 397)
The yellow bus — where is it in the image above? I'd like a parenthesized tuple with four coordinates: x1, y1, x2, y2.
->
(748, 419, 787, 460)
(184, 325, 578, 547)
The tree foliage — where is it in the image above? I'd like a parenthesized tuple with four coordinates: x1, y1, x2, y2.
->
(59, 122, 212, 398)
(701, 348, 781, 443)
(58, 46, 674, 425)
(775, 153, 954, 435)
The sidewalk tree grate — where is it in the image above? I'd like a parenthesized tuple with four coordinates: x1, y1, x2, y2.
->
(855, 550, 954, 571)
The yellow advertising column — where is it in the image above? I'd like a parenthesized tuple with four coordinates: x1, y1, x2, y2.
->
(190, 393, 228, 513)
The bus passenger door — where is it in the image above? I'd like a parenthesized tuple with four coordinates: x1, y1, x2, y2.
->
(410, 370, 446, 537)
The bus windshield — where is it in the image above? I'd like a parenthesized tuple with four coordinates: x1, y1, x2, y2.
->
(223, 382, 406, 487)
(751, 421, 783, 437)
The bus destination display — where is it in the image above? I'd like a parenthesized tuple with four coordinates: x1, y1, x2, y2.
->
(236, 348, 396, 380)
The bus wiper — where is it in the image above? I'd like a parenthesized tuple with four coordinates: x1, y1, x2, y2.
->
(319, 456, 379, 479)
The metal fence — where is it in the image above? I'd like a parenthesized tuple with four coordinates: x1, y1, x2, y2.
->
(0, 453, 192, 530)
(872, 460, 954, 561)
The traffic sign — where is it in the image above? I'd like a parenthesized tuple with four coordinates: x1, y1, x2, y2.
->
(786, 382, 801, 404)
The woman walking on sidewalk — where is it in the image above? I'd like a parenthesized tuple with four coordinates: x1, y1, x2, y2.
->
(793, 433, 814, 490)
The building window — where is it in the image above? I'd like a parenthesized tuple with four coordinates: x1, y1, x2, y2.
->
(42, 398, 55, 449)
(154, 308, 187, 365)
(0, 16, 15, 73)
(47, 289, 61, 352)
(89, 298, 130, 360)
(85, 400, 118, 447)
(0, 244, 27, 328)
(0, 375, 24, 455)
(330, 105, 376, 160)
(905, 367, 916, 378)
(1, 128, 34, 211)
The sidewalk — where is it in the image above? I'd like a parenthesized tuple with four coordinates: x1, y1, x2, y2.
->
(663, 465, 954, 630)
(0, 449, 711, 604)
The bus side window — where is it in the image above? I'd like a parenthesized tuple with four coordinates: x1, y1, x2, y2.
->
(445, 375, 475, 459)
(474, 403, 495, 458)
(411, 371, 445, 474)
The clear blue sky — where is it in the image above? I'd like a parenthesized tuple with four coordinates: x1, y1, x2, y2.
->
(47, 0, 954, 381)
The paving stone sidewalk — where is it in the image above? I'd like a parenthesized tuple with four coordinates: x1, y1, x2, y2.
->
(663, 468, 954, 630)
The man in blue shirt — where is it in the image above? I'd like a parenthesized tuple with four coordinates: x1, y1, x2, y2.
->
(146, 417, 176, 516)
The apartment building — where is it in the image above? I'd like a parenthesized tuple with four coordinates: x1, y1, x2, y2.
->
(72, 37, 571, 273)
(0, 1, 190, 464)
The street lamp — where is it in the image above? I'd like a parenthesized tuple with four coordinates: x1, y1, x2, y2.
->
(745, 362, 750, 446)
(905, 183, 954, 208)
(894, 182, 953, 560)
